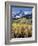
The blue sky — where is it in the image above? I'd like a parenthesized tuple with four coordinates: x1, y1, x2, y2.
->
(11, 7, 32, 18)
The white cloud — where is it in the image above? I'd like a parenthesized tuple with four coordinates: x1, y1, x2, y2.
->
(24, 11, 32, 15)
(16, 16, 20, 18)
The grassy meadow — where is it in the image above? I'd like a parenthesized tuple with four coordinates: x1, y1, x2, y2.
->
(11, 18, 32, 38)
